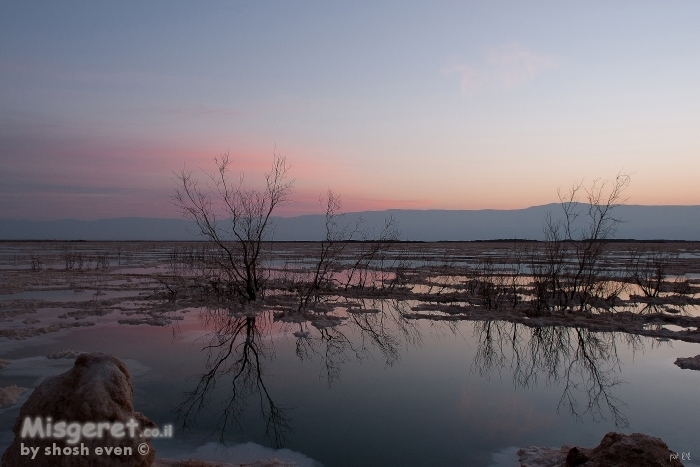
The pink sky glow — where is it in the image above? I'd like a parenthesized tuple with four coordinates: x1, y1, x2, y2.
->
(2, 3, 700, 219)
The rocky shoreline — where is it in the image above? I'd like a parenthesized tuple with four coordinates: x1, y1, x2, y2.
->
(518, 432, 684, 466)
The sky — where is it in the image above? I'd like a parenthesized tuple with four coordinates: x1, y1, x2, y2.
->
(2, 1, 700, 219)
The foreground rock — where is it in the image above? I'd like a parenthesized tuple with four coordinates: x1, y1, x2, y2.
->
(1, 352, 156, 467)
(674, 354, 700, 371)
(518, 432, 684, 467)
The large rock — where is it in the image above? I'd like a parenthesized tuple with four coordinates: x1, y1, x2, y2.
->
(518, 432, 684, 467)
(1, 352, 156, 467)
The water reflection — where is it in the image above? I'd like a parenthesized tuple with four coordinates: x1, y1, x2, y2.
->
(178, 309, 291, 447)
(282, 299, 423, 385)
(471, 321, 640, 428)
(179, 299, 650, 447)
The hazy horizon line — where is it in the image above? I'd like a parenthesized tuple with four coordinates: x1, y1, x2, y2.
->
(4, 202, 700, 222)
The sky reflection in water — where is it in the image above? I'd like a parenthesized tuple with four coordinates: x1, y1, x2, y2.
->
(1, 298, 696, 466)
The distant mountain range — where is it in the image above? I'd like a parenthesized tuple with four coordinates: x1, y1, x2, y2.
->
(2, 204, 700, 241)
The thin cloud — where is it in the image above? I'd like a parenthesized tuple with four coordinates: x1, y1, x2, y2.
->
(441, 42, 557, 96)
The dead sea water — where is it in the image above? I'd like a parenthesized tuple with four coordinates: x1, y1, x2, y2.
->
(0, 242, 699, 466)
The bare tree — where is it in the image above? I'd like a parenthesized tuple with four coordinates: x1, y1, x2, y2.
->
(627, 246, 671, 298)
(174, 150, 294, 302)
(295, 189, 350, 309)
(283, 189, 399, 311)
(341, 216, 400, 291)
(531, 173, 631, 312)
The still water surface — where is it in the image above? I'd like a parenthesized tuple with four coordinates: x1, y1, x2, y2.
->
(1, 300, 698, 466)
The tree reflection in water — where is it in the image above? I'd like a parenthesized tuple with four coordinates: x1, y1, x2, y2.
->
(179, 299, 645, 447)
(178, 308, 291, 447)
(291, 299, 422, 386)
(471, 320, 642, 428)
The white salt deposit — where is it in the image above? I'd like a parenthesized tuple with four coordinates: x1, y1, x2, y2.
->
(487, 446, 519, 467)
(0, 385, 28, 409)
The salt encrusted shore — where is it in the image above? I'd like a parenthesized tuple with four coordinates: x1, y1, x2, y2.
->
(1, 353, 156, 467)
(518, 432, 684, 467)
(0, 353, 302, 467)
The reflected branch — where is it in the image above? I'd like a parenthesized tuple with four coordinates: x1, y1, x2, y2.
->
(472, 320, 632, 428)
(178, 308, 291, 447)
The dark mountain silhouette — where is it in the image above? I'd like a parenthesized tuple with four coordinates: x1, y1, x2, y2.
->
(1, 204, 699, 241)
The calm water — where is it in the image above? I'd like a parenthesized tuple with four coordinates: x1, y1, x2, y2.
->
(1, 241, 699, 466)
(1, 300, 699, 466)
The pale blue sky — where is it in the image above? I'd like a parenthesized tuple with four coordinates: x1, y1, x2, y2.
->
(2, 1, 700, 218)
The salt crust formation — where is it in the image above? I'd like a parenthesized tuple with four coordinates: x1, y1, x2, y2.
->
(0, 321, 95, 340)
(46, 350, 84, 360)
(674, 354, 700, 371)
(0, 359, 28, 409)
(0, 385, 28, 409)
(518, 432, 684, 467)
(1, 352, 156, 467)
